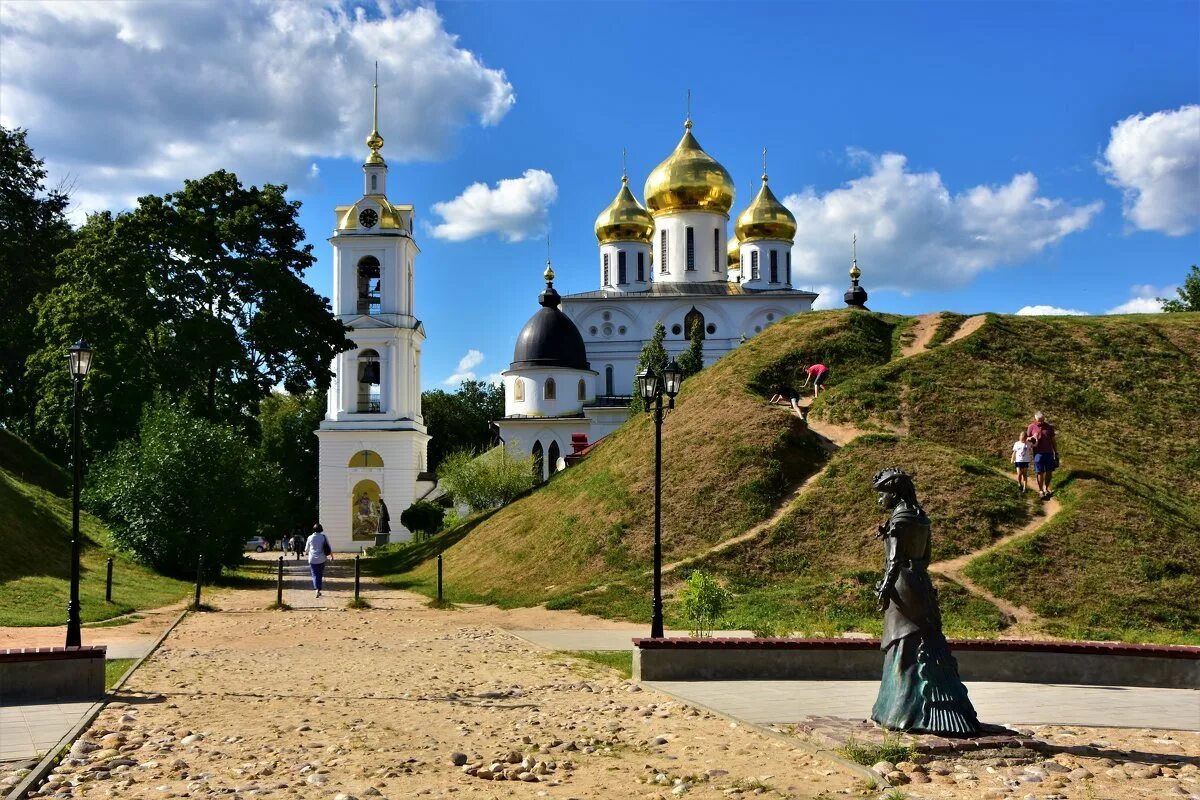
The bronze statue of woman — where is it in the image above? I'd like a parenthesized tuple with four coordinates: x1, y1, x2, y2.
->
(870, 467, 980, 735)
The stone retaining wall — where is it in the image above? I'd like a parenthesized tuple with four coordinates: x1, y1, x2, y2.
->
(632, 638, 1200, 689)
(0, 646, 107, 704)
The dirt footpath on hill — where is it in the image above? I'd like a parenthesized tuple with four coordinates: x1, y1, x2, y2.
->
(36, 583, 855, 799)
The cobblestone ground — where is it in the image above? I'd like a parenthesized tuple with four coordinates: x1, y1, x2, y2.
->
(28, 581, 856, 799)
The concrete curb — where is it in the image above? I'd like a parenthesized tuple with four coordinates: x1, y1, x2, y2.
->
(641, 681, 922, 796)
(6, 608, 190, 800)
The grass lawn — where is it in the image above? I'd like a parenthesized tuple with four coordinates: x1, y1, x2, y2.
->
(105, 658, 137, 690)
(557, 650, 633, 680)
(370, 311, 1200, 644)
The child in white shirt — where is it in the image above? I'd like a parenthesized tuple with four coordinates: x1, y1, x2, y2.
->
(1010, 431, 1032, 492)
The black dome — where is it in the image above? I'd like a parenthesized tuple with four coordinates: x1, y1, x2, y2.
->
(510, 279, 590, 371)
(844, 284, 869, 309)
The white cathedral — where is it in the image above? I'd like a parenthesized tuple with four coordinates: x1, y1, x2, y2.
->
(316, 88, 433, 551)
(496, 118, 822, 481)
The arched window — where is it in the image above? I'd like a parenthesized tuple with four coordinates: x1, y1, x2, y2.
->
(358, 349, 381, 412)
(544, 377, 556, 400)
(617, 251, 627, 284)
(605, 365, 614, 395)
(532, 441, 544, 482)
(685, 227, 695, 271)
(751, 250, 760, 280)
(684, 307, 705, 340)
(577, 378, 586, 401)
(637, 252, 645, 282)
(513, 377, 525, 402)
(548, 440, 561, 476)
(603, 253, 610, 286)
(786, 252, 792, 285)
(770, 250, 779, 284)
(713, 228, 720, 273)
(660, 230, 668, 273)
(370, 174, 378, 191)
(357, 256, 381, 315)
(348, 450, 384, 468)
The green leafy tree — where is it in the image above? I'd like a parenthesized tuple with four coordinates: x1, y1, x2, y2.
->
(1160, 265, 1200, 312)
(437, 448, 535, 512)
(0, 126, 72, 431)
(258, 389, 326, 531)
(27, 170, 349, 460)
(677, 569, 732, 637)
(86, 404, 284, 579)
(629, 322, 668, 413)
(677, 318, 705, 379)
(400, 500, 445, 541)
(422, 379, 505, 473)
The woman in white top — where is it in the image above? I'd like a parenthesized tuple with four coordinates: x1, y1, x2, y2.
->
(1010, 431, 1032, 493)
(304, 523, 334, 598)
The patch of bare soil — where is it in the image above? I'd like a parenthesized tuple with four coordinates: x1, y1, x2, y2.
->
(39, 579, 859, 799)
(946, 313, 988, 345)
(900, 313, 944, 358)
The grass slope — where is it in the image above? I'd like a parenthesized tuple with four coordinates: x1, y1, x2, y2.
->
(0, 430, 190, 626)
(377, 310, 1200, 644)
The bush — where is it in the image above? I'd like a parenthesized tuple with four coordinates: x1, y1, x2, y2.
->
(400, 500, 445, 541)
(677, 570, 732, 637)
(86, 404, 283, 578)
(437, 448, 535, 512)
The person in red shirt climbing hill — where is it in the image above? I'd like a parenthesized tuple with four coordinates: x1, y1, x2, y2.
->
(800, 363, 829, 398)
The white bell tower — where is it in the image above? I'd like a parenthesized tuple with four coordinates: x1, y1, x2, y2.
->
(316, 72, 433, 551)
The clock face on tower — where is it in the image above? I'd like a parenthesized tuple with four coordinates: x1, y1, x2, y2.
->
(358, 208, 378, 229)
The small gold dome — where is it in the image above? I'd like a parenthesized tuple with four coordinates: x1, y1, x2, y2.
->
(734, 175, 796, 243)
(594, 177, 654, 244)
(643, 121, 735, 216)
(727, 235, 740, 268)
(850, 261, 861, 281)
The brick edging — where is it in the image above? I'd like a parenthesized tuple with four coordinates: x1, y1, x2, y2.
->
(0, 645, 107, 662)
(631, 637, 1200, 659)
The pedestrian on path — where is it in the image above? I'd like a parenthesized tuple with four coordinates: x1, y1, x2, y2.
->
(1010, 430, 1032, 492)
(292, 531, 303, 561)
(1026, 411, 1059, 500)
(800, 363, 829, 398)
(305, 524, 333, 597)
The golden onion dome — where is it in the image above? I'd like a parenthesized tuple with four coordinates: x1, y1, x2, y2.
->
(594, 176, 654, 244)
(734, 174, 797, 243)
(643, 121, 735, 216)
(727, 235, 740, 268)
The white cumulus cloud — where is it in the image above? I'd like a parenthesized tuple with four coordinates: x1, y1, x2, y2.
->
(783, 151, 1102, 293)
(1105, 284, 1172, 314)
(429, 169, 557, 242)
(1015, 305, 1089, 316)
(1100, 105, 1200, 236)
(443, 349, 485, 385)
(0, 1, 515, 218)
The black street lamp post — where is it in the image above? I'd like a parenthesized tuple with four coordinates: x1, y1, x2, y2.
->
(65, 339, 94, 648)
(636, 358, 682, 639)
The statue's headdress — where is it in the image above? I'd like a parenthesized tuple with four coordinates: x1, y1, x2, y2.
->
(872, 467, 913, 494)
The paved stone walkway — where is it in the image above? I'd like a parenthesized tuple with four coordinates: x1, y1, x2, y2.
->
(647, 679, 1200, 731)
(0, 701, 94, 761)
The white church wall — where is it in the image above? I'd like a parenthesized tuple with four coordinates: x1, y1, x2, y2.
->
(598, 241, 651, 292)
(503, 367, 596, 418)
(653, 211, 728, 281)
(739, 240, 792, 290)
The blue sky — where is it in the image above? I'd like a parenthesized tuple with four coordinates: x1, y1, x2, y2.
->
(2, 1, 1197, 390)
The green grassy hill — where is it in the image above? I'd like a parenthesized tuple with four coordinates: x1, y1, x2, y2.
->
(371, 310, 1200, 644)
(0, 430, 190, 626)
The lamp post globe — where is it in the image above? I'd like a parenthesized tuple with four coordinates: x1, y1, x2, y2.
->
(662, 359, 683, 399)
(65, 338, 93, 648)
(636, 366, 658, 407)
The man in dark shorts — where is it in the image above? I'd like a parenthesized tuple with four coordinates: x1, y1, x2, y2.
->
(768, 384, 802, 417)
(1026, 411, 1058, 499)
(801, 363, 829, 398)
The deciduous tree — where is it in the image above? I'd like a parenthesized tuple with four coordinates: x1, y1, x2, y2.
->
(1160, 265, 1199, 312)
(421, 379, 504, 473)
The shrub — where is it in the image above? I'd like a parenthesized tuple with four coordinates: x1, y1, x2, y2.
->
(86, 404, 282, 579)
(678, 570, 732, 637)
(437, 448, 535, 512)
(400, 500, 445, 541)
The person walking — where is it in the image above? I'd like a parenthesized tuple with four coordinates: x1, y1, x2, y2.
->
(292, 530, 303, 561)
(304, 523, 333, 597)
(1010, 430, 1033, 492)
(800, 363, 829, 398)
(1026, 411, 1059, 500)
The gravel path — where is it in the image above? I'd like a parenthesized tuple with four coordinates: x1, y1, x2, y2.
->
(31, 577, 859, 799)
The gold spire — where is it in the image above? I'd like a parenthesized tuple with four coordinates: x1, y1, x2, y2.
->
(850, 234, 861, 281)
(365, 62, 385, 164)
(595, 159, 654, 244)
(734, 165, 797, 244)
(643, 115, 735, 216)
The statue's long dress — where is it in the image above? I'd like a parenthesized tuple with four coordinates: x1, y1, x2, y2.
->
(871, 506, 980, 735)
